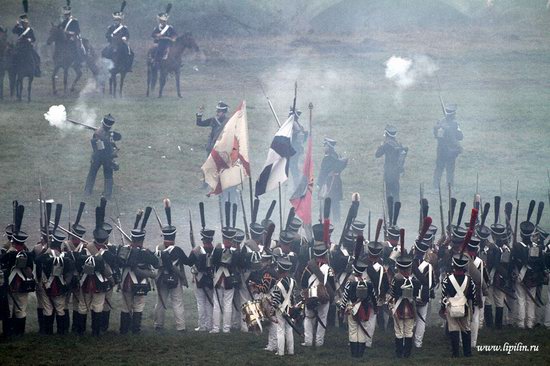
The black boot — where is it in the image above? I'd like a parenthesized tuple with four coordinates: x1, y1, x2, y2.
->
(3, 317, 13, 337)
(395, 338, 404, 358)
(44, 315, 55, 335)
(37, 308, 45, 334)
(404, 337, 413, 358)
(327, 304, 336, 327)
(14, 317, 26, 336)
(484, 305, 494, 328)
(57, 313, 66, 335)
(71, 311, 79, 333)
(495, 307, 504, 329)
(91, 311, 101, 337)
(63, 313, 71, 334)
(78, 313, 88, 335)
(377, 311, 385, 331)
(358, 343, 366, 358)
(131, 312, 142, 334)
(101, 311, 110, 333)
(461, 331, 472, 357)
(349, 342, 357, 357)
(120, 312, 131, 334)
(450, 331, 460, 357)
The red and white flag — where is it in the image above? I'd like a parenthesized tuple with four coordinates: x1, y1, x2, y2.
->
(290, 133, 313, 225)
(201, 101, 250, 195)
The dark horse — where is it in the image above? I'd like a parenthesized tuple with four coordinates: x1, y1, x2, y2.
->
(147, 33, 199, 98)
(47, 24, 98, 95)
(0, 31, 12, 100)
(101, 37, 133, 98)
(12, 40, 35, 102)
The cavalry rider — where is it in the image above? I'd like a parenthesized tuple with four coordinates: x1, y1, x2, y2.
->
(12, 13, 41, 77)
(103, 3, 133, 71)
(151, 10, 177, 66)
(59, 3, 86, 63)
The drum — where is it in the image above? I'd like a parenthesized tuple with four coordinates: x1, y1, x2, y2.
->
(241, 300, 267, 332)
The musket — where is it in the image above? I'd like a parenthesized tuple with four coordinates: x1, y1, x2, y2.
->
(39, 176, 44, 234)
(49, 221, 90, 245)
(68, 192, 72, 234)
(367, 210, 371, 241)
(547, 169, 550, 212)
(189, 208, 196, 249)
(109, 217, 132, 242)
(514, 181, 519, 245)
(292, 81, 298, 122)
(113, 196, 125, 245)
(258, 81, 281, 127)
(436, 74, 447, 117)
(419, 183, 424, 231)
(438, 182, 446, 240)
(239, 171, 250, 239)
(382, 180, 388, 234)
(152, 207, 164, 231)
(66, 118, 97, 131)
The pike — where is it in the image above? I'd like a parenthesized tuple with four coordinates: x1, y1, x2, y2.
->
(259, 81, 281, 127)
(39, 176, 44, 235)
(110, 217, 132, 242)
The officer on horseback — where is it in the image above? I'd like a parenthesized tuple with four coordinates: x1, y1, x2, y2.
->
(59, 1, 85, 63)
(12, 13, 40, 77)
(103, 1, 133, 72)
(151, 4, 177, 67)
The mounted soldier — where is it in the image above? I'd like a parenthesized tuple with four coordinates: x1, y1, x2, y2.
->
(58, 0, 86, 64)
(12, 8, 41, 77)
(151, 3, 176, 67)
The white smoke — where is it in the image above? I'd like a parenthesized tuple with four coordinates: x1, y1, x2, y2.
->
(385, 55, 438, 103)
(44, 105, 69, 129)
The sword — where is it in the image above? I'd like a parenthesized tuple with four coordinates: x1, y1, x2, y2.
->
(214, 287, 224, 315)
(202, 287, 213, 307)
(281, 311, 303, 337)
(314, 309, 327, 329)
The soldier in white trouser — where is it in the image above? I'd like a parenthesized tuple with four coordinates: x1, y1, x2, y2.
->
(154, 223, 189, 332)
(270, 256, 296, 357)
(301, 240, 334, 347)
(211, 228, 238, 333)
(188, 228, 215, 332)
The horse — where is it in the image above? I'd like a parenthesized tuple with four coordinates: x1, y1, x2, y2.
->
(0, 31, 8, 100)
(101, 37, 133, 98)
(47, 23, 98, 95)
(12, 41, 35, 102)
(146, 32, 199, 98)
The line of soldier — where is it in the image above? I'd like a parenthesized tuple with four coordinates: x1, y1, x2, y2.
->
(1, 192, 549, 360)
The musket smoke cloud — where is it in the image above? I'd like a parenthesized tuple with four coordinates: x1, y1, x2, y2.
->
(44, 105, 68, 129)
(385, 55, 438, 103)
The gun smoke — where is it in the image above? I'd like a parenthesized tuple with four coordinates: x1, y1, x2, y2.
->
(385, 55, 438, 104)
(44, 105, 69, 129)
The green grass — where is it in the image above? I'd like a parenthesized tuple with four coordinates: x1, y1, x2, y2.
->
(1, 2, 550, 364)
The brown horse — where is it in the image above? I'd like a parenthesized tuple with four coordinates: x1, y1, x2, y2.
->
(47, 24, 98, 95)
(146, 33, 199, 98)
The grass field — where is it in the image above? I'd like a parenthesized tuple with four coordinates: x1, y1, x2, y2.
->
(1, 1, 550, 364)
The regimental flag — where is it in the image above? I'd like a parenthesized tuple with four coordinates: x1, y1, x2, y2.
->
(290, 132, 313, 225)
(255, 116, 296, 197)
(201, 101, 250, 195)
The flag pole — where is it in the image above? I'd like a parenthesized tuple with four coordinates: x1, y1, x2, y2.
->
(218, 195, 224, 231)
(308, 102, 314, 228)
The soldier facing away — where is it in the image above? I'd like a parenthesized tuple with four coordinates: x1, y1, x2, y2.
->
(84, 114, 122, 199)
(433, 104, 463, 189)
(317, 138, 348, 223)
(375, 125, 408, 202)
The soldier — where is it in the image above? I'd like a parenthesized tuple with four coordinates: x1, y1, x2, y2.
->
(102, 2, 133, 71)
(211, 227, 240, 333)
(388, 245, 419, 359)
(154, 199, 190, 332)
(301, 224, 335, 347)
(375, 125, 408, 202)
(74, 203, 117, 336)
(230, 228, 247, 331)
(331, 231, 355, 329)
(364, 239, 389, 348)
(63, 202, 87, 333)
(188, 227, 215, 332)
(440, 253, 478, 358)
(340, 254, 377, 359)
(271, 255, 297, 357)
(411, 233, 437, 349)
(466, 236, 489, 347)
(119, 208, 158, 334)
(33, 202, 53, 335)
(59, 2, 85, 63)
(196, 102, 229, 157)
(317, 138, 348, 223)
(151, 7, 176, 66)
(35, 209, 75, 335)
(84, 114, 122, 199)
(512, 201, 544, 329)
(12, 13, 41, 77)
(433, 104, 463, 188)
(1, 204, 34, 336)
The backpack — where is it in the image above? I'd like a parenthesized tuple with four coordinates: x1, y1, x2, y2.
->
(447, 274, 468, 318)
